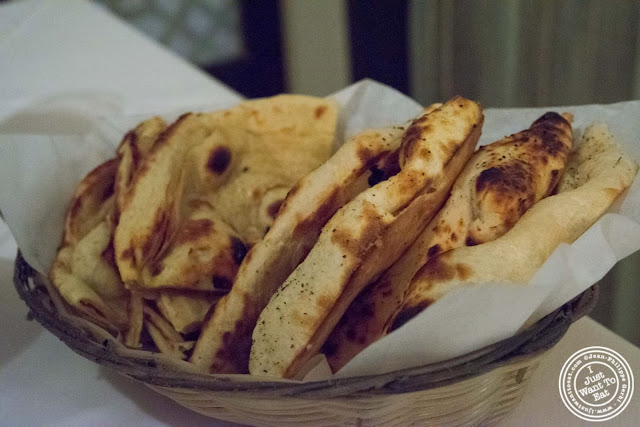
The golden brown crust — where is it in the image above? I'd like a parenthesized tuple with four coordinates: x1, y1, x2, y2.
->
(391, 122, 635, 331)
(64, 158, 118, 247)
(324, 111, 574, 372)
(113, 117, 167, 223)
(191, 127, 403, 374)
(115, 96, 337, 292)
(249, 97, 484, 378)
(51, 158, 129, 331)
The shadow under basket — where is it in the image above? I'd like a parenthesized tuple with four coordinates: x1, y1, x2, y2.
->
(14, 252, 598, 426)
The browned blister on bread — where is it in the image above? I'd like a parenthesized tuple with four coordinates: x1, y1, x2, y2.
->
(324, 111, 574, 371)
(191, 126, 404, 374)
(390, 122, 637, 331)
(249, 97, 484, 378)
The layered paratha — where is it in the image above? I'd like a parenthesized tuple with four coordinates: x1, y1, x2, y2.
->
(50, 159, 127, 332)
(114, 96, 338, 291)
(53, 95, 338, 354)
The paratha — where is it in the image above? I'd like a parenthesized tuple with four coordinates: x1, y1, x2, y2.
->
(114, 116, 167, 222)
(114, 96, 338, 292)
(50, 159, 128, 332)
(113, 117, 234, 337)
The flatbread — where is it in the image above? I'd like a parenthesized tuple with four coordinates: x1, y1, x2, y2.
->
(50, 159, 128, 332)
(63, 158, 118, 247)
(206, 95, 339, 245)
(156, 291, 220, 335)
(114, 112, 225, 287)
(113, 117, 227, 339)
(191, 125, 405, 373)
(114, 116, 167, 221)
(324, 111, 574, 371)
(114, 96, 338, 291)
(49, 243, 127, 333)
(389, 123, 637, 330)
(143, 304, 194, 360)
(249, 97, 484, 378)
(70, 221, 127, 301)
(124, 293, 144, 348)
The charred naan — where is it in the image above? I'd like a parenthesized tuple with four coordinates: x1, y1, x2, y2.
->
(324, 112, 574, 372)
(206, 96, 339, 245)
(114, 112, 238, 290)
(191, 126, 405, 373)
(250, 97, 483, 378)
(114, 96, 337, 293)
(389, 123, 637, 330)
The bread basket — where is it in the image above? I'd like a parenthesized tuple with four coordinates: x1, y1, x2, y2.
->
(14, 250, 597, 426)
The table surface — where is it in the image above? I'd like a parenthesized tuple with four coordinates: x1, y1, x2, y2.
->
(1, 1, 638, 426)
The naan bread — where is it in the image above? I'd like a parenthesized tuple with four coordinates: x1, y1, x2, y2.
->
(156, 292, 220, 335)
(114, 112, 228, 288)
(114, 96, 338, 292)
(124, 293, 144, 348)
(114, 116, 167, 221)
(52, 96, 337, 353)
(63, 158, 118, 247)
(250, 97, 484, 378)
(206, 96, 339, 245)
(192, 126, 405, 373)
(389, 123, 637, 330)
(117, 117, 227, 345)
(143, 304, 194, 359)
(324, 111, 574, 371)
(70, 221, 126, 301)
(138, 197, 245, 291)
(50, 159, 128, 331)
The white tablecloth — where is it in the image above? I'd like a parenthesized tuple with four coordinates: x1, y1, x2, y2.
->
(1, 1, 638, 425)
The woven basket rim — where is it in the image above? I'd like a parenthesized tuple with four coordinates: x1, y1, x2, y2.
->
(13, 251, 598, 398)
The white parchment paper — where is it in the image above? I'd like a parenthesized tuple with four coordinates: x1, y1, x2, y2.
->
(1, 80, 639, 379)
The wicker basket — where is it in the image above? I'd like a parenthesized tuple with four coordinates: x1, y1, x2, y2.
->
(14, 251, 598, 426)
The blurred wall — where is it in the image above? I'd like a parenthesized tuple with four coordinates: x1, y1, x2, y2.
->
(410, 0, 640, 108)
(280, 0, 352, 96)
(99, 0, 245, 66)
